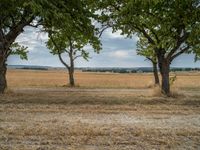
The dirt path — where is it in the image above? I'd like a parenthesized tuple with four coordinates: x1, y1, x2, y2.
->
(12, 87, 200, 98)
(1, 88, 200, 149)
(0, 104, 200, 150)
(1, 108, 199, 129)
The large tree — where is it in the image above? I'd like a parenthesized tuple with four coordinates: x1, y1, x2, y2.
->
(0, 0, 99, 93)
(98, 0, 200, 95)
(47, 29, 101, 87)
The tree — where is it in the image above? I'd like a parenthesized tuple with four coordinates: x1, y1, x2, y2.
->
(0, 0, 99, 93)
(98, 0, 200, 95)
(47, 29, 101, 87)
(191, 19, 200, 61)
(137, 35, 159, 85)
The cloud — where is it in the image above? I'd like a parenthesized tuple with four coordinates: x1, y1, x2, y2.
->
(7, 26, 200, 68)
(112, 50, 129, 58)
(102, 28, 139, 42)
(105, 29, 125, 39)
(16, 27, 48, 51)
(108, 50, 136, 59)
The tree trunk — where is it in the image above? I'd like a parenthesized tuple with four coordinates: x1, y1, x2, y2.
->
(68, 47, 75, 87)
(153, 62, 159, 85)
(160, 61, 170, 95)
(0, 59, 7, 93)
(68, 67, 75, 87)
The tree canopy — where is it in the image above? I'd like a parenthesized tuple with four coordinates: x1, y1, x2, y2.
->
(0, 0, 100, 58)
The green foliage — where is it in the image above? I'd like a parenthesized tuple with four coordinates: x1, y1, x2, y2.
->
(0, 0, 101, 60)
(45, 0, 101, 65)
(98, 0, 200, 62)
(170, 74, 177, 86)
(136, 34, 157, 63)
(46, 26, 100, 63)
(10, 42, 28, 60)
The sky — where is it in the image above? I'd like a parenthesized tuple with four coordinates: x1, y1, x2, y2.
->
(7, 27, 200, 68)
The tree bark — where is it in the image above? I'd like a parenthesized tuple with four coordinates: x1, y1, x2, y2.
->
(156, 49, 171, 96)
(0, 15, 34, 93)
(0, 58, 7, 93)
(152, 62, 160, 85)
(0, 36, 8, 93)
(160, 61, 170, 96)
(68, 67, 75, 87)
(68, 43, 75, 87)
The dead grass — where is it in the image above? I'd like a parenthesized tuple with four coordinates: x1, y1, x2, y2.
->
(0, 91, 200, 149)
(151, 85, 185, 98)
(1, 69, 200, 149)
(7, 69, 200, 90)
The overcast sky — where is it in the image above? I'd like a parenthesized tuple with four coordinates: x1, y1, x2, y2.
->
(7, 27, 200, 68)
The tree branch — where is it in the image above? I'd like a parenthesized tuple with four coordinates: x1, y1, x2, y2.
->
(98, 25, 110, 38)
(141, 23, 160, 43)
(73, 55, 82, 61)
(10, 15, 16, 27)
(68, 37, 73, 54)
(167, 29, 190, 60)
(170, 45, 190, 62)
(5, 15, 35, 45)
(64, 49, 70, 55)
(58, 52, 70, 69)
(133, 25, 156, 45)
(49, 36, 70, 69)
(0, 29, 5, 39)
(146, 56, 154, 63)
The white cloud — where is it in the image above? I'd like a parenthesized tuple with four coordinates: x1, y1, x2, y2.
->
(102, 28, 139, 44)
(36, 31, 48, 42)
(110, 50, 129, 58)
(7, 26, 200, 68)
(16, 26, 48, 43)
(132, 35, 139, 42)
(15, 27, 48, 53)
(104, 28, 125, 39)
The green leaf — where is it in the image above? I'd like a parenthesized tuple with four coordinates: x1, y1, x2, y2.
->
(10, 42, 28, 60)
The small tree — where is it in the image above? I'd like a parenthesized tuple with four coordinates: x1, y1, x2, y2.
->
(47, 30, 101, 87)
(137, 35, 159, 85)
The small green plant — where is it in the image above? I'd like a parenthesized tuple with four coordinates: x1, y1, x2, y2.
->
(170, 74, 177, 86)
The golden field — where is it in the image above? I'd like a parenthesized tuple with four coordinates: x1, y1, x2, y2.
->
(6, 69, 200, 89)
(0, 69, 200, 149)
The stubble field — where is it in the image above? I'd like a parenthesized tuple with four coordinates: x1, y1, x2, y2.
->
(0, 69, 200, 149)
(6, 69, 200, 90)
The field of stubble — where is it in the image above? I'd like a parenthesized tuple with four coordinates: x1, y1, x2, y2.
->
(0, 69, 200, 150)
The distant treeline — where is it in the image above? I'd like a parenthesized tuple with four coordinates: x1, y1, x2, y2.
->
(8, 65, 50, 71)
(8, 65, 200, 73)
(19, 67, 48, 71)
(82, 67, 200, 73)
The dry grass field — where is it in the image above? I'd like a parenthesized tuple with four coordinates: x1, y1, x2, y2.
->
(0, 69, 200, 149)
(7, 69, 200, 90)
